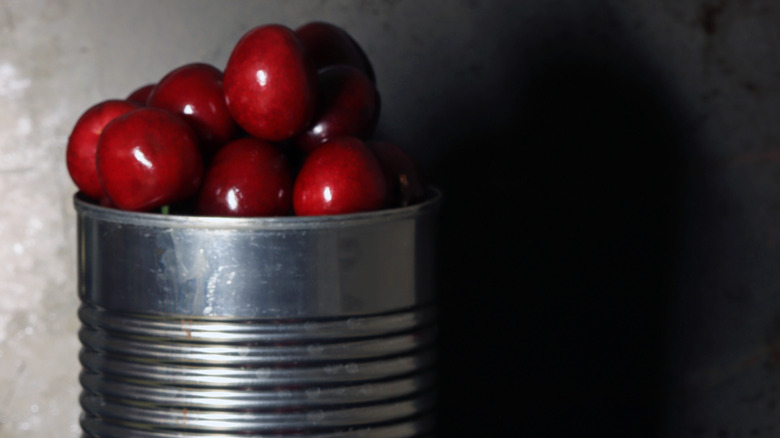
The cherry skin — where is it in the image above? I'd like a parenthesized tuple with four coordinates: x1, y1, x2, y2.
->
(126, 83, 155, 105)
(293, 136, 387, 216)
(196, 138, 293, 217)
(294, 65, 380, 155)
(295, 21, 375, 83)
(223, 24, 317, 142)
(96, 107, 204, 212)
(147, 63, 238, 155)
(367, 140, 427, 208)
(66, 99, 142, 200)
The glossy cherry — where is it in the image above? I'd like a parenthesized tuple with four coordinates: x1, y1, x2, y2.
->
(223, 24, 317, 142)
(126, 83, 155, 105)
(66, 99, 142, 200)
(294, 65, 380, 155)
(367, 140, 427, 207)
(96, 107, 203, 212)
(196, 138, 293, 217)
(293, 136, 386, 216)
(147, 63, 238, 155)
(295, 21, 375, 83)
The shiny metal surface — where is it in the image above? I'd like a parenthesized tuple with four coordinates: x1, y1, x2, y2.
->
(75, 191, 441, 437)
(75, 190, 440, 318)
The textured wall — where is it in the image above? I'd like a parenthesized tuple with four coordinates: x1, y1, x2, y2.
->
(0, 0, 779, 436)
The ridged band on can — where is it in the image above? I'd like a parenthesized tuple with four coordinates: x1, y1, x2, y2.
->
(74, 190, 441, 437)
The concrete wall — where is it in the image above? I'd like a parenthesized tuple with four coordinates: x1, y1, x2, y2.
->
(1, 0, 779, 436)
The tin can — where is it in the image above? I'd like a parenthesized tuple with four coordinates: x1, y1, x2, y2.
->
(74, 190, 441, 437)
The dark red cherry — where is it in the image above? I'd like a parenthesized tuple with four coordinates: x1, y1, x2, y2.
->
(294, 65, 380, 155)
(293, 136, 386, 216)
(126, 83, 155, 105)
(196, 138, 293, 217)
(147, 63, 238, 154)
(96, 107, 203, 212)
(223, 24, 317, 142)
(295, 21, 375, 83)
(367, 140, 427, 207)
(66, 99, 142, 200)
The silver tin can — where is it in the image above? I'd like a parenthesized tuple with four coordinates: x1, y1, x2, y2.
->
(74, 189, 441, 437)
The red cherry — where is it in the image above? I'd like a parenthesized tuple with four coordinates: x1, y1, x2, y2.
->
(126, 84, 155, 105)
(295, 21, 375, 83)
(293, 137, 386, 216)
(367, 140, 427, 207)
(223, 24, 317, 142)
(96, 107, 203, 212)
(98, 196, 117, 208)
(147, 63, 238, 154)
(66, 99, 142, 200)
(196, 138, 293, 217)
(294, 65, 380, 155)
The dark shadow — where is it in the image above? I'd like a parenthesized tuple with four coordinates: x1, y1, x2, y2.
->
(430, 14, 689, 438)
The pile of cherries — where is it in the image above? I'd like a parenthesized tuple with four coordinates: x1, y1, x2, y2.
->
(66, 22, 427, 217)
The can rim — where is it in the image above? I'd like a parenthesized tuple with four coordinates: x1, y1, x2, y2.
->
(73, 187, 442, 230)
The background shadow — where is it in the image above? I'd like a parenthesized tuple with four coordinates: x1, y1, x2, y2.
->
(431, 16, 689, 437)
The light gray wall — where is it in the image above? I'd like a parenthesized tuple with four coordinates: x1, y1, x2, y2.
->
(0, 0, 779, 436)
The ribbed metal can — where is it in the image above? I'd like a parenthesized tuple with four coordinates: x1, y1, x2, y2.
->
(74, 190, 441, 437)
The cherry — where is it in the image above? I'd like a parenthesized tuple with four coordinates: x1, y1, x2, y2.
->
(223, 24, 317, 142)
(96, 107, 203, 212)
(98, 196, 117, 208)
(294, 65, 380, 155)
(295, 21, 375, 83)
(67, 21, 428, 217)
(66, 99, 142, 200)
(126, 83, 155, 105)
(292, 136, 386, 216)
(196, 137, 293, 217)
(367, 140, 427, 208)
(147, 63, 238, 155)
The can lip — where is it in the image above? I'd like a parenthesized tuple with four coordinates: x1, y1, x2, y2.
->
(74, 187, 442, 230)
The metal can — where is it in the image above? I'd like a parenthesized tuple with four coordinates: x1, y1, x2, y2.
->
(74, 189, 441, 437)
